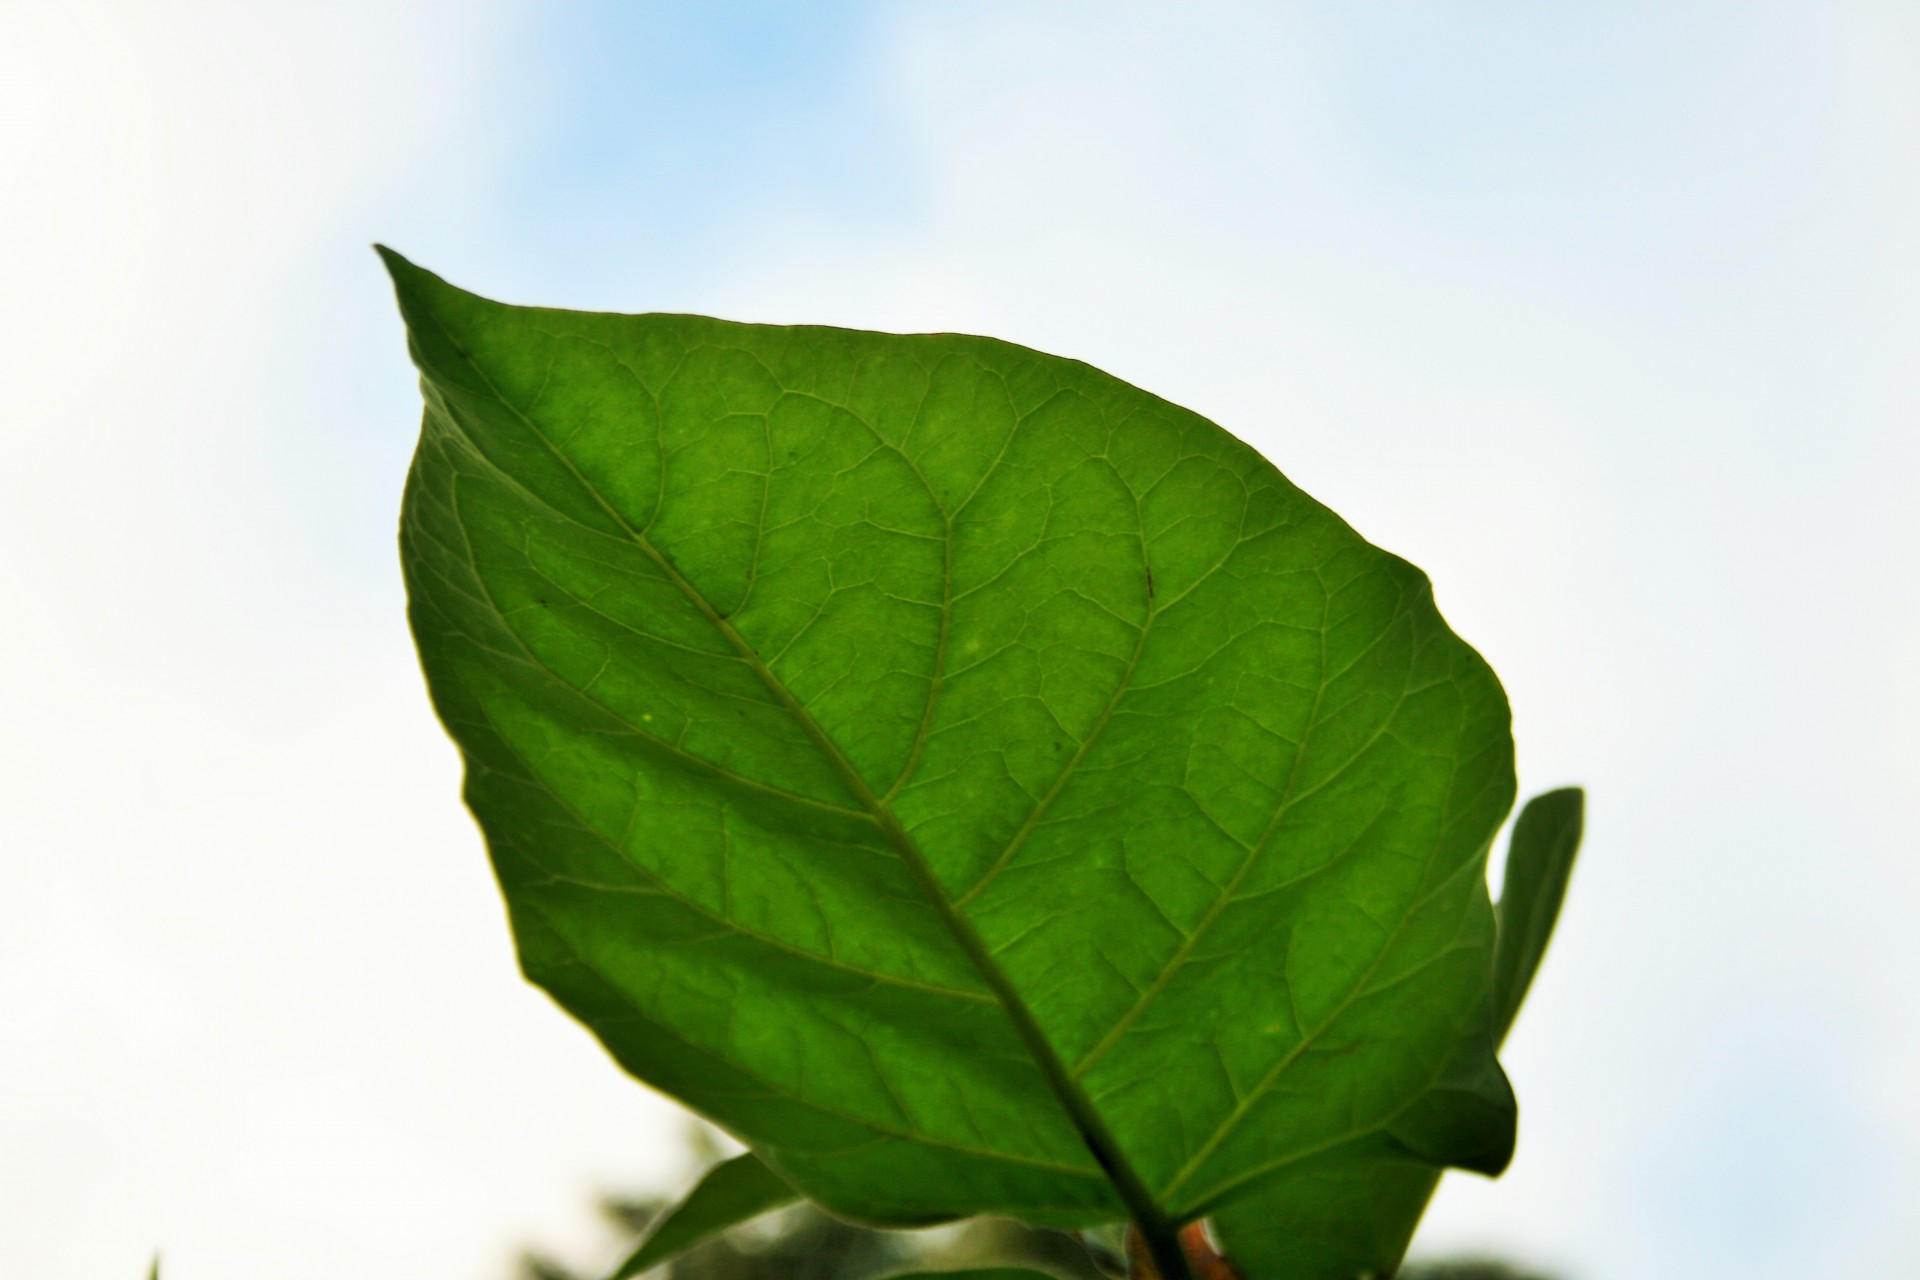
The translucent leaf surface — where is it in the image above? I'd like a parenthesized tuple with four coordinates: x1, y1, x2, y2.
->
(1212, 790, 1584, 1278)
(384, 250, 1519, 1253)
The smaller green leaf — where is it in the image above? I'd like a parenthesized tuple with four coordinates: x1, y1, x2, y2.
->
(148, 1257, 160, 1280)
(1491, 788, 1584, 1041)
(606, 1152, 800, 1279)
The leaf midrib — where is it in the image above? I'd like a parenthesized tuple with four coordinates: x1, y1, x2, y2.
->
(419, 311, 1175, 1234)
(405, 491, 875, 824)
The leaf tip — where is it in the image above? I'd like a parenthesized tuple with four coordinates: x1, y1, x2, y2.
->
(373, 243, 438, 299)
(1522, 785, 1585, 845)
(375, 247, 494, 380)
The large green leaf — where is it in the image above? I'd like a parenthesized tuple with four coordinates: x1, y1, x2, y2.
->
(1212, 789, 1584, 1278)
(607, 1152, 800, 1279)
(384, 250, 1518, 1255)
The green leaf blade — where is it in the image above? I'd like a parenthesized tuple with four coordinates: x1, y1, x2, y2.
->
(1211, 1143, 1441, 1280)
(385, 249, 1521, 1245)
(607, 1152, 800, 1280)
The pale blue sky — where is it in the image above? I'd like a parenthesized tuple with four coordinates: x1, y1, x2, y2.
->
(3, 4, 1915, 1279)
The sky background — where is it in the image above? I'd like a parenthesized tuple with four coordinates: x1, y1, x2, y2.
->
(2, 2, 1916, 1278)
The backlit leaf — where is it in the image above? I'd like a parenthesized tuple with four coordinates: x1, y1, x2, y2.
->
(384, 250, 1520, 1259)
(1212, 789, 1585, 1278)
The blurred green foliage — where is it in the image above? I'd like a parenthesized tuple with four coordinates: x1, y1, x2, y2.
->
(513, 1135, 1557, 1280)
(519, 1197, 1119, 1280)
(1401, 1265, 1556, 1280)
